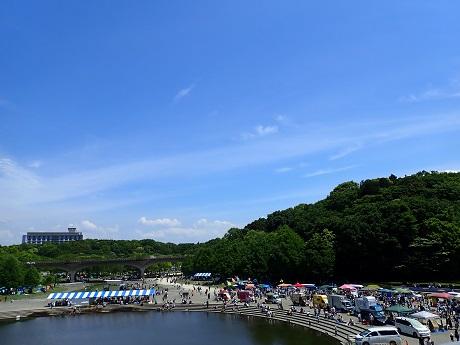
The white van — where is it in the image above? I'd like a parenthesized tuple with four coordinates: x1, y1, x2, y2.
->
(394, 317, 430, 338)
(354, 326, 401, 345)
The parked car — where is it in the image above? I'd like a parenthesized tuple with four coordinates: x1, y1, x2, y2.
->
(394, 317, 430, 338)
(354, 326, 401, 345)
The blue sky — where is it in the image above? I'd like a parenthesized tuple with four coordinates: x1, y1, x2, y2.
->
(1, 1, 460, 244)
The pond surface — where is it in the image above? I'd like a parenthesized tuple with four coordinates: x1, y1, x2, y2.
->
(0, 311, 338, 345)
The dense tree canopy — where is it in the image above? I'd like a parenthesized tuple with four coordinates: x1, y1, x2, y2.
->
(1, 171, 460, 285)
(184, 171, 460, 282)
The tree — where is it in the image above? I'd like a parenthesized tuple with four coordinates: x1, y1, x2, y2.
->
(0, 255, 24, 288)
(23, 267, 41, 287)
(305, 229, 335, 281)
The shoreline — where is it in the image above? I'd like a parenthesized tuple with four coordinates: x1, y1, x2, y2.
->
(0, 303, 346, 344)
(0, 278, 452, 345)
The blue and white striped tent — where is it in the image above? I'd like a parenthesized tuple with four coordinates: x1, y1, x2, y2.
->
(47, 289, 155, 300)
(193, 273, 211, 278)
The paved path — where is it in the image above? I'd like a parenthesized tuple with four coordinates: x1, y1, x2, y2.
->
(0, 279, 453, 345)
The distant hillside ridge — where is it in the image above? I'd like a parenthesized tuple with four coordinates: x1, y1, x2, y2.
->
(183, 171, 460, 282)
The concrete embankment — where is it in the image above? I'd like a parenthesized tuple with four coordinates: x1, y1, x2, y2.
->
(0, 303, 429, 345)
(0, 303, 361, 344)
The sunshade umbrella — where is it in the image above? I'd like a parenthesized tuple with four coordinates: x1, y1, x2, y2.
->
(428, 292, 451, 299)
(293, 282, 303, 288)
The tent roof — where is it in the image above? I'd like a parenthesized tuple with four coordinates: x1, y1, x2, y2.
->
(394, 287, 412, 294)
(428, 292, 451, 299)
(411, 311, 440, 319)
(385, 304, 414, 314)
(277, 283, 291, 288)
(47, 289, 155, 300)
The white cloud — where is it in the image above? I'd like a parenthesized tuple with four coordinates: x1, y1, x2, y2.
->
(1, 113, 460, 244)
(275, 114, 287, 122)
(138, 216, 181, 227)
(174, 84, 194, 101)
(256, 125, 278, 136)
(242, 125, 278, 140)
(138, 218, 235, 243)
(400, 81, 460, 103)
(28, 160, 43, 168)
(275, 167, 293, 173)
(0, 229, 15, 242)
(79, 220, 119, 239)
(81, 220, 97, 230)
(303, 165, 357, 178)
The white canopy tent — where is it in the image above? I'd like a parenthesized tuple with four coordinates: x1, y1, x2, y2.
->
(47, 289, 155, 300)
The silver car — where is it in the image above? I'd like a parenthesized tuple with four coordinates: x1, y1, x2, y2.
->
(355, 326, 402, 345)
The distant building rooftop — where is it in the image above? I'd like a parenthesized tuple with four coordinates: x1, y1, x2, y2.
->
(22, 227, 83, 244)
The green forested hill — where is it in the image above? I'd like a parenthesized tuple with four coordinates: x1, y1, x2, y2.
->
(183, 171, 460, 282)
(2, 171, 460, 286)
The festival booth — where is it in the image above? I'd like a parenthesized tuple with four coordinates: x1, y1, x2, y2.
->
(258, 284, 271, 291)
(193, 272, 212, 281)
(237, 289, 254, 303)
(379, 288, 395, 297)
(245, 283, 255, 290)
(47, 289, 156, 305)
(393, 287, 412, 295)
(410, 311, 442, 331)
(277, 283, 292, 288)
(427, 292, 452, 307)
(217, 289, 231, 301)
(302, 283, 316, 291)
(385, 304, 415, 316)
(339, 284, 358, 297)
(293, 282, 304, 290)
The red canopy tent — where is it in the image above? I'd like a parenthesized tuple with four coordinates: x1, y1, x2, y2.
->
(428, 292, 451, 299)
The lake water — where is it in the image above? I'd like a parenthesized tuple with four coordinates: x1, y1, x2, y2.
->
(0, 311, 338, 345)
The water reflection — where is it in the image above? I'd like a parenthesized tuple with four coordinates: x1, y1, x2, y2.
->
(0, 312, 338, 345)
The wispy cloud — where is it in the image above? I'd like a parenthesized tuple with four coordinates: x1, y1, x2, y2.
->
(138, 217, 181, 227)
(174, 84, 194, 101)
(303, 165, 357, 178)
(274, 167, 293, 173)
(80, 220, 119, 239)
(329, 143, 362, 160)
(1, 113, 460, 244)
(241, 125, 278, 139)
(81, 220, 97, 230)
(137, 218, 235, 243)
(400, 81, 460, 103)
(28, 160, 43, 168)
